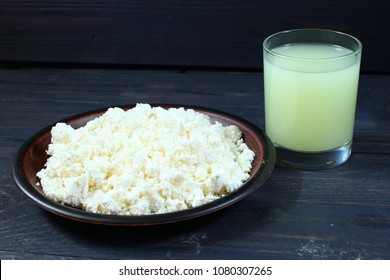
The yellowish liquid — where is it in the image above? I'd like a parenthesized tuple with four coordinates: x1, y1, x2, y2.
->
(264, 43, 360, 152)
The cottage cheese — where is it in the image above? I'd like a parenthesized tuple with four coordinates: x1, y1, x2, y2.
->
(37, 104, 255, 215)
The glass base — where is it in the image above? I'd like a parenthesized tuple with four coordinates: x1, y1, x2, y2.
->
(275, 140, 352, 169)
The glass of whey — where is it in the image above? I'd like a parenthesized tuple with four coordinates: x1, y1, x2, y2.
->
(263, 29, 362, 169)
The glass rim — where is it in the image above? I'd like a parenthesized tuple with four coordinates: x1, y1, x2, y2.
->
(263, 28, 362, 61)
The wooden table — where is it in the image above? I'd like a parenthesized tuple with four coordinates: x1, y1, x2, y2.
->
(1, 66, 389, 259)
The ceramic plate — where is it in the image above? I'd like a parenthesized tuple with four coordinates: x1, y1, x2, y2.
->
(12, 104, 275, 226)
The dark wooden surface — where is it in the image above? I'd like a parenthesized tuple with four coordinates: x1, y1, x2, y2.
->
(0, 0, 389, 73)
(0, 66, 389, 259)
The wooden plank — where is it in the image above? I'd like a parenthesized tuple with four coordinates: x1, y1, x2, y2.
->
(1, 68, 389, 152)
(0, 0, 388, 73)
(1, 139, 390, 259)
(1, 68, 390, 259)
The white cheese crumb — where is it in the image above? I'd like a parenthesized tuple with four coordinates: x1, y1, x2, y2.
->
(37, 104, 255, 215)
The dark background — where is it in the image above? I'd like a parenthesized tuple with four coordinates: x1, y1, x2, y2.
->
(0, 0, 388, 73)
(1, 0, 390, 261)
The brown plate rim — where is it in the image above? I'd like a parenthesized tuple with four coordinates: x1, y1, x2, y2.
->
(12, 104, 276, 226)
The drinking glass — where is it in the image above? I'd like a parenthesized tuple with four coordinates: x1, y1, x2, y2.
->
(263, 29, 362, 169)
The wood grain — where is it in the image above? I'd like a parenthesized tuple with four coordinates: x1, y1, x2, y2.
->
(0, 0, 388, 73)
(1, 67, 390, 259)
